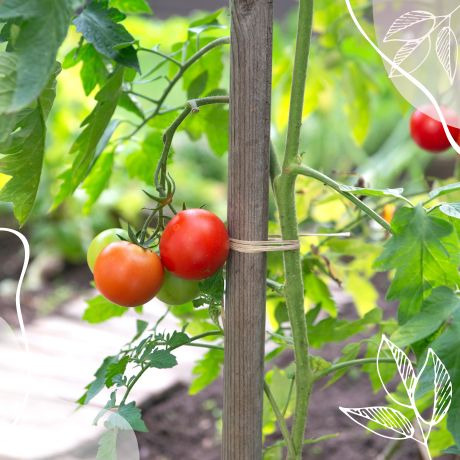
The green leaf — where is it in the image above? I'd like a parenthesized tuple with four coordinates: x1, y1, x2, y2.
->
(343, 61, 370, 145)
(429, 182, 460, 201)
(375, 206, 458, 323)
(308, 309, 382, 348)
(188, 9, 225, 36)
(304, 273, 337, 317)
(125, 129, 163, 184)
(187, 70, 208, 99)
(204, 105, 228, 156)
(79, 44, 109, 95)
(181, 37, 224, 101)
(338, 185, 405, 200)
(118, 92, 144, 119)
(53, 68, 124, 207)
(95, 429, 118, 460)
(439, 203, 460, 219)
(117, 402, 148, 432)
(189, 348, 223, 395)
(0, 0, 72, 112)
(109, 0, 152, 14)
(391, 287, 460, 348)
(74, 2, 140, 71)
(0, 66, 58, 224)
(424, 311, 460, 446)
(147, 350, 177, 369)
(78, 356, 117, 405)
(168, 331, 190, 348)
(82, 150, 114, 213)
(105, 356, 129, 387)
(133, 319, 149, 341)
(345, 272, 378, 317)
(83, 295, 128, 324)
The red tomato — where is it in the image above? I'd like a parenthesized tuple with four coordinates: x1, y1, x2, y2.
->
(410, 107, 460, 153)
(94, 242, 164, 307)
(160, 209, 229, 280)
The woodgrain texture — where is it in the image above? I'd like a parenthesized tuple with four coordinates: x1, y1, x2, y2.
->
(223, 0, 273, 458)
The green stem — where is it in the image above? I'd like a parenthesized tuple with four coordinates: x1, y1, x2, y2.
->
(313, 357, 398, 382)
(138, 47, 182, 67)
(120, 331, 222, 405)
(292, 165, 392, 233)
(184, 342, 224, 351)
(127, 37, 230, 139)
(264, 381, 296, 459)
(274, 1, 314, 458)
(155, 95, 229, 192)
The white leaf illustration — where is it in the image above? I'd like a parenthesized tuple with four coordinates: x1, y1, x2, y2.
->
(377, 335, 416, 408)
(339, 406, 415, 440)
(389, 37, 431, 78)
(436, 26, 458, 84)
(384, 10, 435, 42)
(413, 349, 452, 426)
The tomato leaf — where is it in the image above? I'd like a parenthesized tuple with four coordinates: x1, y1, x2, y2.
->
(0, 0, 72, 113)
(83, 295, 129, 324)
(117, 402, 148, 432)
(375, 206, 458, 323)
(0, 66, 59, 224)
(105, 356, 129, 387)
(109, 0, 152, 14)
(147, 349, 177, 369)
(391, 287, 460, 347)
(82, 150, 115, 213)
(53, 68, 124, 207)
(414, 311, 460, 445)
(189, 348, 224, 395)
(74, 2, 140, 72)
(78, 356, 118, 405)
(95, 429, 118, 460)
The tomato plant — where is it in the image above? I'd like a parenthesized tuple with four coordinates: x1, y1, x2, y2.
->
(1, 0, 460, 459)
(94, 242, 164, 307)
(156, 270, 200, 305)
(160, 209, 229, 281)
(410, 107, 460, 153)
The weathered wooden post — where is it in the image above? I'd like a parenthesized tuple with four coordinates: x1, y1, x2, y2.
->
(223, 0, 273, 458)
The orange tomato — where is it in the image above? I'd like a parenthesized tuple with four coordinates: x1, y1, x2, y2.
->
(94, 242, 164, 307)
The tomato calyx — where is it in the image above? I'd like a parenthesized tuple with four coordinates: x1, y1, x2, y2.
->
(122, 174, 179, 250)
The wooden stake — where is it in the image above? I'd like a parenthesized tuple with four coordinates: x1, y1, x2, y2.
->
(223, 0, 273, 458)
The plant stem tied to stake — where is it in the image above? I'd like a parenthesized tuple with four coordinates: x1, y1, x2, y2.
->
(273, 0, 314, 458)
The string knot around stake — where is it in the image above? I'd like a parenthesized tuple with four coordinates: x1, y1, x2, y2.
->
(229, 232, 351, 254)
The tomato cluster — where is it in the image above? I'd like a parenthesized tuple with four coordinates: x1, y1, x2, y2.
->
(410, 107, 460, 153)
(88, 210, 229, 308)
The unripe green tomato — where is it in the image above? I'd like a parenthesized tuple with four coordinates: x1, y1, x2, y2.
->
(156, 270, 200, 305)
(87, 228, 129, 273)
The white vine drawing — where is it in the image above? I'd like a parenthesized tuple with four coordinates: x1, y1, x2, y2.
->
(384, 6, 460, 84)
(0, 228, 30, 427)
(339, 335, 453, 460)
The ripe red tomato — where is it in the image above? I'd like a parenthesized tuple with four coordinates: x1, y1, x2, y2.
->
(410, 107, 460, 153)
(94, 242, 164, 307)
(160, 209, 229, 281)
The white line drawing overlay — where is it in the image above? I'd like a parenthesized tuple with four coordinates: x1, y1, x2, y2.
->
(0, 227, 30, 427)
(344, 0, 460, 155)
(339, 335, 453, 460)
(384, 7, 460, 84)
